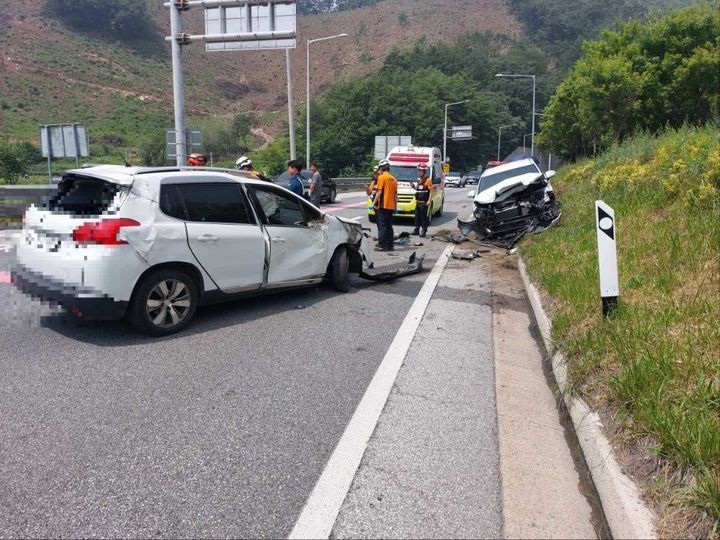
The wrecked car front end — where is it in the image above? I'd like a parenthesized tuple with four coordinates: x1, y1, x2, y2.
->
(458, 167, 561, 249)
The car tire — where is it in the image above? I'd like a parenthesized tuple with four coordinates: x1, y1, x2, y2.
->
(329, 188, 337, 203)
(129, 268, 198, 336)
(329, 247, 351, 293)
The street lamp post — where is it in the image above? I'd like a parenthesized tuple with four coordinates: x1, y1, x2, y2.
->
(306, 33, 348, 166)
(495, 73, 536, 157)
(443, 100, 468, 163)
(497, 124, 516, 161)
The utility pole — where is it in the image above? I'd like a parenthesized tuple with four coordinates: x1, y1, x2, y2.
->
(169, 1, 188, 166)
(286, 49, 296, 160)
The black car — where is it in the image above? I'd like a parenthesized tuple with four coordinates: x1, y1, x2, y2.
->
(274, 170, 338, 204)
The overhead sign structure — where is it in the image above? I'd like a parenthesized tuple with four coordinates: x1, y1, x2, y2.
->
(166, 129, 203, 161)
(166, 0, 298, 166)
(204, 1, 296, 51)
(595, 200, 619, 317)
(450, 125, 472, 140)
(40, 124, 89, 158)
(374, 135, 412, 160)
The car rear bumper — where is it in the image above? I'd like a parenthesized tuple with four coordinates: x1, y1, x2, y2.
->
(11, 263, 128, 320)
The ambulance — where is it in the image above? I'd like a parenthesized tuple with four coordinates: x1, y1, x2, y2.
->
(368, 145, 445, 222)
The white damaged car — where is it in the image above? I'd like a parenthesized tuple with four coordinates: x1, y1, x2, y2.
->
(458, 158, 560, 248)
(12, 165, 374, 335)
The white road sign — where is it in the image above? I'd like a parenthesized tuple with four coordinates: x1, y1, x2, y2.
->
(40, 124, 89, 158)
(374, 136, 412, 160)
(451, 125, 472, 140)
(204, 0, 296, 51)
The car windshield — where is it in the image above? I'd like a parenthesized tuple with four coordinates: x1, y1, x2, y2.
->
(479, 164, 540, 192)
(389, 165, 422, 182)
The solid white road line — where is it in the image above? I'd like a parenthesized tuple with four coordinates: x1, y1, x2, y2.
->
(288, 244, 454, 540)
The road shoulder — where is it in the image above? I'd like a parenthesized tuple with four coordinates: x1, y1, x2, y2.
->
(330, 250, 502, 539)
(490, 251, 603, 539)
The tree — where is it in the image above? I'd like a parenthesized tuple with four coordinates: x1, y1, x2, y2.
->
(305, 32, 548, 176)
(232, 113, 254, 152)
(251, 136, 290, 178)
(0, 141, 40, 184)
(138, 130, 167, 167)
(47, 0, 155, 40)
(538, 5, 720, 159)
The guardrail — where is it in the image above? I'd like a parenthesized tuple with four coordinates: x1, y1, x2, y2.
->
(332, 177, 370, 192)
(0, 185, 57, 226)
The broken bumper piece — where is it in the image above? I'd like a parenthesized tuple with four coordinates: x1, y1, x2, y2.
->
(358, 252, 425, 282)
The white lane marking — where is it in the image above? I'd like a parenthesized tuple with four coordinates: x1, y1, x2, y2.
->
(288, 244, 454, 540)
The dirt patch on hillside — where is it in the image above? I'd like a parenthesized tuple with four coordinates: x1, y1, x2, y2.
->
(2, 0, 523, 136)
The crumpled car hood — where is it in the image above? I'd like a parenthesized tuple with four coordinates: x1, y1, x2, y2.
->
(473, 173, 545, 204)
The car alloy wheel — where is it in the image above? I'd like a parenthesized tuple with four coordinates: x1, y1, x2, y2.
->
(146, 279, 192, 328)
(129, 268, 198, 335)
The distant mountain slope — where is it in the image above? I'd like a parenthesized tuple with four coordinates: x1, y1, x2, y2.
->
(0, 0, 521, 142)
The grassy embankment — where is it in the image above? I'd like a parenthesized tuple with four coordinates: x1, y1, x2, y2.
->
(522, 126, 719, 535)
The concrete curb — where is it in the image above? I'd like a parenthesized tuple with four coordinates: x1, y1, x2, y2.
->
(518, 256, 656, 540)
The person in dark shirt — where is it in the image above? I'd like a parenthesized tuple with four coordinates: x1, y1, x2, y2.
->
(287, 159, 305, 197)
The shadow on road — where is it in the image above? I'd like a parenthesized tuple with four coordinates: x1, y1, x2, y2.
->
(36, 262, 431, 347)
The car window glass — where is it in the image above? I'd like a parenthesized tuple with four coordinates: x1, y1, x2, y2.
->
(175, 183, 253, 224)
(159, 185, 186, 220)
(432, 163, 442, 183)
(49, 176, 120, 216)
(248, 186, 307, 226)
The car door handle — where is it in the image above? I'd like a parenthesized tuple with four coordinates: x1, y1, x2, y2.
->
(271, 237, 286, 243)
(197, 234, 219, 242)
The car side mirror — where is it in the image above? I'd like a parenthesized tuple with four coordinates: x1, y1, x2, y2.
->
(545, 170, 556, 180)
(467, 190, 475, 199)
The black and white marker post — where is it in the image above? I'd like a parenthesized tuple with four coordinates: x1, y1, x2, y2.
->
(595, 200, 619, 318)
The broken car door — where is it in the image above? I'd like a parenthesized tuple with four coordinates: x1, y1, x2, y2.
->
(246, 185, 327, 284)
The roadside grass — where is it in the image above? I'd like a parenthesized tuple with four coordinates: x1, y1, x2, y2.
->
(522, 126, 720, 536)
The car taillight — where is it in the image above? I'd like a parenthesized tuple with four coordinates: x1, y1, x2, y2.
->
(72, 218, 140, 245)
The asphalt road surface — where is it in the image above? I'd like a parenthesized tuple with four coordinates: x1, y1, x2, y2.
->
(0, 187, 477, 537)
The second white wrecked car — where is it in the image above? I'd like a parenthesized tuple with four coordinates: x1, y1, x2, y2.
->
(12, 165, 374, 335)
(458, 158, 561, 248)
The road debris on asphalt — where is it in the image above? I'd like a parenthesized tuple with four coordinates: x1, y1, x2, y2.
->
(451, 249, 489, 261)
(358, 251, 425, 282)
(431, 232, 467, 244)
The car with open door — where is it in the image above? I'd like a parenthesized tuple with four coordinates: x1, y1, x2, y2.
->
(12, 165, 372, 335)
